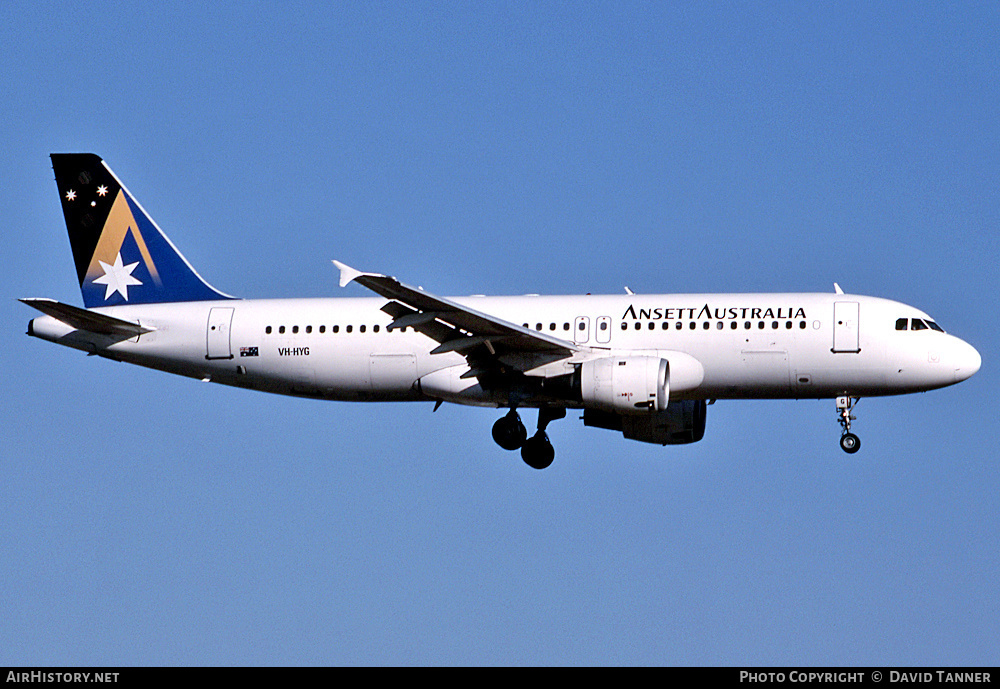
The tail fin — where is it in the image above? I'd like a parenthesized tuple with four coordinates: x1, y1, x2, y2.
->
(51, 153, 235, 307)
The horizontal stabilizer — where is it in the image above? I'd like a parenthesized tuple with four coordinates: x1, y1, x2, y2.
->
(20, 298, 153, 336)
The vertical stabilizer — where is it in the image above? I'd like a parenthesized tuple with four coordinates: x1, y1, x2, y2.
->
(50, 153, 235, 307)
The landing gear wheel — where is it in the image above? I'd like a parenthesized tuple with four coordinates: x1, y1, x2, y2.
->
(492, 410, 527, 451)
(840, 433, 861, 454)
(835, 396, 861, 455)
(521, 432, 555, 470)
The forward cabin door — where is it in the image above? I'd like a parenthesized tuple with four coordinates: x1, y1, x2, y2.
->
(832, 301, 860, 353)
(206, 307, 235, 359)
(596, 316, 612, 344)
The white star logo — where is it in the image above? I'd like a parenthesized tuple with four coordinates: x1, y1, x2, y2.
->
(97, 185, 108, 197)
(65, 190, 77, 201)
(92, 252, 143, 301)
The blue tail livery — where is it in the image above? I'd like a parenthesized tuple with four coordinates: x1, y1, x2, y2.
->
(50, 153, 234, 307)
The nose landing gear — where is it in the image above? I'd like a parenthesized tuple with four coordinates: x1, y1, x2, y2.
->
(836, 396, 861, 454)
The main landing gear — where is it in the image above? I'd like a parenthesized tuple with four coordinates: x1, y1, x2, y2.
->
(492, 407, 566, 470)
(492, 409, 527, 451)
(836, 396, 861, 454)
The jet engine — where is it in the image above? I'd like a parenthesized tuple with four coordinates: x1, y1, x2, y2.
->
(583, 400, 708, 445)
(579, 356, 669, 413)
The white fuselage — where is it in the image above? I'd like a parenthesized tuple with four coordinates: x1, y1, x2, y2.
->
(28, 292, 982, 407)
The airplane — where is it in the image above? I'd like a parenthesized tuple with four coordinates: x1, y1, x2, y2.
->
(23, 153, 981, 469)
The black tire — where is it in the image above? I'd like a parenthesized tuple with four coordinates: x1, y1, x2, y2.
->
(492, 411, 526, 451)
(840, 433, 861, 454)
(521, 432, 555, 470)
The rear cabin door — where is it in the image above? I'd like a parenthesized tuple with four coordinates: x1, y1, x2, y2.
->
(832, 301, 860, 353)
(206, 307, 235, 359)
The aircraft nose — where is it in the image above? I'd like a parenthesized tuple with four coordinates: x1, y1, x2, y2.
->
(952, 339, 981, 382)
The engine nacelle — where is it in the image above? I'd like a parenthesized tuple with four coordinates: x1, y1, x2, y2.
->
(579, 356, 668, 414)
(583, 400, 708, 445)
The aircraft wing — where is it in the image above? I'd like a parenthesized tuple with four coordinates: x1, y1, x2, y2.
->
(333, 261, 579, 373)
(20, 298, 153, 336)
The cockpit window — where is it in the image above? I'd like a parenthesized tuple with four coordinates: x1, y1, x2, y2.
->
(896, 317, 945, 333)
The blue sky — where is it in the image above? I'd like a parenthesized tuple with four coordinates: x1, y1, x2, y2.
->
(2, 1, 997, 665)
